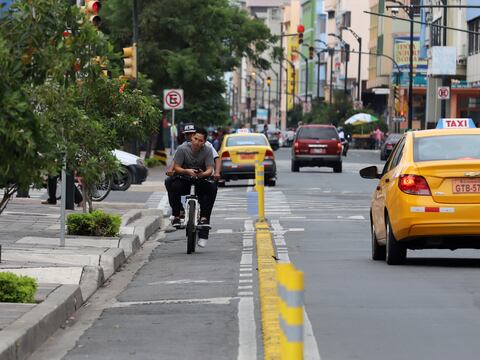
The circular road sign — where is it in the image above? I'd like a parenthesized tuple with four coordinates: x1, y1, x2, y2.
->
(437, 86, 450, 100)
(164, 89, 184, 110)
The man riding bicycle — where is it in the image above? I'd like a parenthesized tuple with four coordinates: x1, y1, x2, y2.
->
(170, 127, 218, 248)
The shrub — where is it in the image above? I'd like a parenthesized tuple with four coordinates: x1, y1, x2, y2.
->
(0, 272, 38, 303)
(144, 157, 161, 168)
(67, 210, 121, 237)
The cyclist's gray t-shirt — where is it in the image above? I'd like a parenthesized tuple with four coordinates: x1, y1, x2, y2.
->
(173, 142, 214, 171)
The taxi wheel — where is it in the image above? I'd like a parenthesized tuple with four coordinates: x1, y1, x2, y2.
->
(386, 216, 406, 265)
(371, 222, 386, 261)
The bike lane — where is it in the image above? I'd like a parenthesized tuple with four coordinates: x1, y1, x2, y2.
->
(61, 188, 261, 360)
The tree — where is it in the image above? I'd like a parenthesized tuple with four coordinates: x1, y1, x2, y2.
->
(102, 0, 274, 126)
(0, 0, 162, 213)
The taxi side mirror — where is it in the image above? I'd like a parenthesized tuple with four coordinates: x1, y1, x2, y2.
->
(359, 166, 381, 179)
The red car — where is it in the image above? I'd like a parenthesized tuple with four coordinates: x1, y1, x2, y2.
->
(291, 124, 343, 173)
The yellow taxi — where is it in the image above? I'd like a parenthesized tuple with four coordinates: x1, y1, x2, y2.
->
(360, 118, 480, 264)
(218, 131, 276, 187)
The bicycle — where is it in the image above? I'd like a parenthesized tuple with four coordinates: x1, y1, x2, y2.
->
(55, 174, 112, 202)
(174, 174, 214, 254)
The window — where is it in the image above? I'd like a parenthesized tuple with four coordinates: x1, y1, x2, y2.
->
(227, 136, 268, 147)
(327, 11, 335, 19)
(431, 18, 442, 46)
(468, 17, 480, 55)
(297, 127, 338, 140)
(414, 135, 480, 162)
(342, 11, 351, 27)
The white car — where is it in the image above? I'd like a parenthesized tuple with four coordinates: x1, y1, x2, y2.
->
(112, 150, 148, 191)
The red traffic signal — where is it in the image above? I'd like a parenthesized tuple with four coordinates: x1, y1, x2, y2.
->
(297, 24, 305, 33)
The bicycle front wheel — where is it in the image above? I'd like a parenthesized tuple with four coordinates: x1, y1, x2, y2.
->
(91, 177, 112, 202)
(186, 200, 197, 254)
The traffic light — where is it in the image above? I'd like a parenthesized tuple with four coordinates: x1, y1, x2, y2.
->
(122, 44, 137, 81)
(267, 76, 272, 87)
(297, 24, 304, 45)
(84, 0, 101, 27)
(309, 46, 315, 60)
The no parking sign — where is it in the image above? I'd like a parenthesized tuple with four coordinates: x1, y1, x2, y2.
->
(163, 89, 184, 110)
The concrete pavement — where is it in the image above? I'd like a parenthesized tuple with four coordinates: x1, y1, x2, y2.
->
(0, 166, 167, 360)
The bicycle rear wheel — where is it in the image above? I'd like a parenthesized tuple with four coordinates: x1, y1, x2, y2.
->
(91, 176, 112, 202)
(186, 200, 197, 254)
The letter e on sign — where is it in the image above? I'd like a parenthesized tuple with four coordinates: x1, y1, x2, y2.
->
(437, 86, 450, 100)
(164, 89, 184, 110)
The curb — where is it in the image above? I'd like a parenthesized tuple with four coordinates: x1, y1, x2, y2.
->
(0, 208, 164, 360)
(0, 285, 82, 360)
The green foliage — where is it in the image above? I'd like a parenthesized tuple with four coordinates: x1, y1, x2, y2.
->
(144, 157, 161, 168)
(67, 210, 121, 237)
(103, 0, 274, 126)
(0, 272, 38, 303)
(0, 0, 161, 214)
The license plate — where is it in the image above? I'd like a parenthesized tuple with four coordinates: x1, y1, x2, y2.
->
(311, 148, 326, 154)
(452, 179, 480, 193)
(240, 153, 255, 160)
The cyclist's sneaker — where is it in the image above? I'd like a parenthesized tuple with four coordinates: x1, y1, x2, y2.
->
(171, 217, 182, 228)
(198, 218, 211, 230)
(197, 238, 208, 248)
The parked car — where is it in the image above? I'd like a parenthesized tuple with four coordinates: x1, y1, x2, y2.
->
(218, 133, 277, 186)
(380, 133, 402, 160)
(111, 149, 148, 191)
(291, 124, 343, 173)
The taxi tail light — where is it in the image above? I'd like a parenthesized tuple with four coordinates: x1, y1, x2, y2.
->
(221, 151, 231, 160)
(398, 175, 432, 196)
(264, 149, 274, 160)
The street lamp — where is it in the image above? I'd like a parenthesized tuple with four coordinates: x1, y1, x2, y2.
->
(267, 76, 272, 123)
(386, 0, 415, 130)
(292, 50, 308, 104)
(340, 26, 362, 102)
(328, 33, 350, 96)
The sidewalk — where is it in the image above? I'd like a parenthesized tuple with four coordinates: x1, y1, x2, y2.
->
(0, 165, 167, 360)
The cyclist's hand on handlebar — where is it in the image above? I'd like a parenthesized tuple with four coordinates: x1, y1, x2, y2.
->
(213, 172, 221, 181)
(184, 169, 198, 177)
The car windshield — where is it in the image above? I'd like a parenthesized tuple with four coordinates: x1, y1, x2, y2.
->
(414, 135, 480, 161)
(297, 127, 338, 140)
(227, 136, 268, 147)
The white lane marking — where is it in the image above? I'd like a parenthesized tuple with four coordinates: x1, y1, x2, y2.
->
(336, 215, 365, 220)
(240, 273, 252, 277)
(305, 310, 322, 360)
(239, 279, 253, 283)
(111, 297, 235, 307)
(289, 228, 305, 232)
(157, 193, 169, 211)
(237, 297, 257, 360)
(238, 285, 253, 290)
(217, 229, 234, 234)
(240, 254, 253, 266)
(226, 217, 251, 220)
(148, 279, 225, 285)
(238, 291, 254, 296)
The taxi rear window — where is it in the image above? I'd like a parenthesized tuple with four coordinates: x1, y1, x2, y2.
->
(414, 135, 480, 161)
(297, 127, 338, 140)
(227, 136, 268, 147)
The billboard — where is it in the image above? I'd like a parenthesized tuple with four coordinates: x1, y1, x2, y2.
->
(393, 36, 428, 73)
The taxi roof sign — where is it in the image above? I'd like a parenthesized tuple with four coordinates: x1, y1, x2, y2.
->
(436, 118, 476, 129)
(236, 128, 251, 134)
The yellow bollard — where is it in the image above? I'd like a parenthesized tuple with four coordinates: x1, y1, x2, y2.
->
(255, 150, 266, 221)
(277, 263, 304, 360)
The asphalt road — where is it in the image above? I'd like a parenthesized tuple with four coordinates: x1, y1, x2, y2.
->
(29, 147, 480, 360)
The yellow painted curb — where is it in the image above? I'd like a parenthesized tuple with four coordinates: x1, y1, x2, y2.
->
(255, 219, 281, 360)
